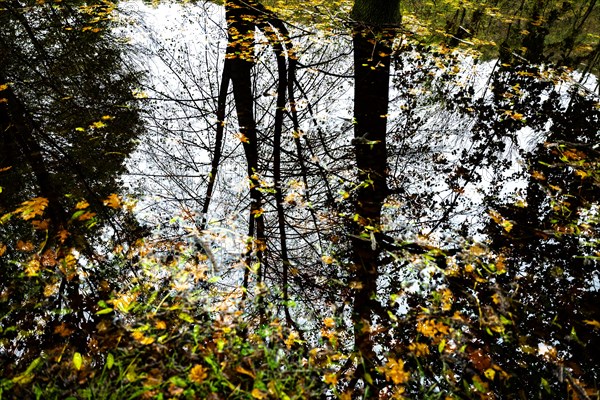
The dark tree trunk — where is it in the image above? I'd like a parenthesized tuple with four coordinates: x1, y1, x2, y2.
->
(349, 1, 398, 393)
(225, 0, 267, 317)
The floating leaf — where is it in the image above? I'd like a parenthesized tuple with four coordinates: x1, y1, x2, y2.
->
(104, 193, 121, 209)
(106, 353, 114, 370)
(235, 365, 256, 379)
(75, 200, 89, 209)
(96, 307, 113, 315)
(583, 319, 600, 329)
(15, 197, 48, 220)
(178, 312, 194, 323)
(73, 352, 83, 370)
(321, 255, 334, 264)
(251, 388, 267, 399)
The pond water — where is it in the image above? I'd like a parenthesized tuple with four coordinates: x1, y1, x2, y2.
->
(1, 0, 599, 398)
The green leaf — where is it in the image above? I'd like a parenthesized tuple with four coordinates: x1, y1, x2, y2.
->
(178, 312, 194, 323)
(106, 353, 114, 370)
(541, 377, 551, 393)
(169, 376, 187, 388)
(73, 352, 83, 370)
(96, 307, 113, 315)
(25, 357, 43, 375)
(71, 210, 86, 220)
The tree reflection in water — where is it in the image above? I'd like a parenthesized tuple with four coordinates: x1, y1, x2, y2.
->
(1, 0, 598, 398)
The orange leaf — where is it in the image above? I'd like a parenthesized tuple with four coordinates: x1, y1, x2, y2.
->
(104, 193, 121, 209)
(15, 197, 48, 220)
(235, 365, 256, 379)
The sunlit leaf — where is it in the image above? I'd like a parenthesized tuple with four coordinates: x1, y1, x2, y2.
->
(104, 193, 121, 209)
(96, 307, 113, 315)
(251, 388, 268, 399)
(15, 197, 48, 220)
(75, 200, 89, 209)
(178, 312, 195, 323)
(235, 365, 256, 379)
(484, 368, 496, 380)
(73, 352, 83, 370)
(583, 319, 600, 329)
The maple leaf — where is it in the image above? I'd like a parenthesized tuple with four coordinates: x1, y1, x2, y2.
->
(381, 358, 410, 384)
(104, 193, 121, 209)
(132, 331, 155, 345)
(54, 322, 74, 337)
(321, 255, 334, 264)
(188, 364, 208, 384)
(234, 132, 250, 143)
(324, 372, 338, 385)
(77, 211, 96, 221)
(75, 200, 90, 209)
(15, 197, 49, 220)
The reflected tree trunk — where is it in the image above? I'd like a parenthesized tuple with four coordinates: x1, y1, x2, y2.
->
(224, 0, 265, 310)
(349, 0, 400, 395)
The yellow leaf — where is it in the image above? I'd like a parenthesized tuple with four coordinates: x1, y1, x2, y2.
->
(76, 200, 89, 209)
(15, 197, 48, 220)
(323, 317, 335, 328)
(44, 281, 60, 297)
(104, 193, 121, 209)
(251, 388, 267, 399)
(531, 170, 545, 180)
(132, 331, 155, 345)
(324, 372, 338, 385)
(484, 368, 496, 380)
(189, 364, 208, 384)
(235, 132, 250, 143)
(583, 319, 600, 329)
(154, 320, 167, 330)
(382, 358, 410, 384)
(0, 83, 8, 91)
(321, 255, 334, 264)
(235, 365, 256, 379)
(349, 281, 363, 289)
(73, 352, 83, 370)
(25, 258, 41, 277)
